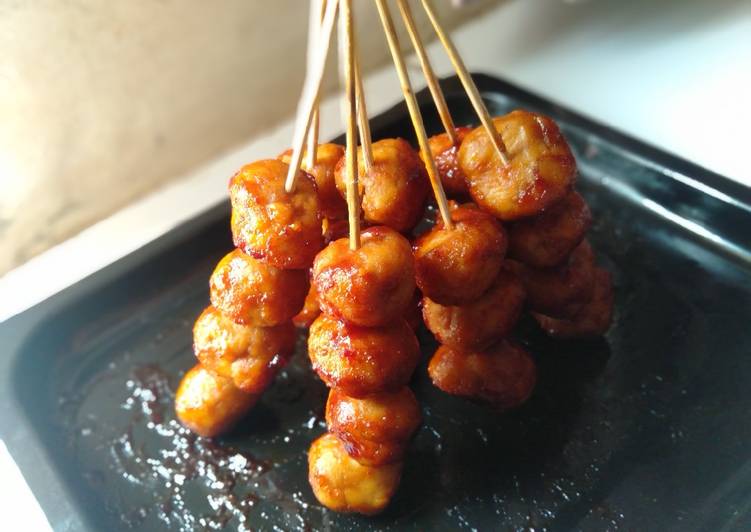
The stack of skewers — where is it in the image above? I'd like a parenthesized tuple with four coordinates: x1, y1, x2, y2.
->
(174, 0, 613, 516)
(174, 156, 324, 437)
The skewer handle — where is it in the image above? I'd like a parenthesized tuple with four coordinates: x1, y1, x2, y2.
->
(340, 0, 361, 250)
(285, 0, 339, 193)
(305, 0, 328, 168)
(375, 0, 453, 230)
(397, 0, 457, 145)
(420, 0, 510, 166)
(354, 50, 374, 174)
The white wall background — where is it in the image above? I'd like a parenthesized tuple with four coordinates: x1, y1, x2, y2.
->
(0, 0, 496, 274)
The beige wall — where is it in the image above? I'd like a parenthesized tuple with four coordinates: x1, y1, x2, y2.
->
(0, 0, 497, 274)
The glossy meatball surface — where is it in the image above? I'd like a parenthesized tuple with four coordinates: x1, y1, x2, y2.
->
(414, 202, 507, 305)
(226, 351, 290, 394)
(425, 126, 473, 197)
(459, 110, 576, 221)
(279, 143, 347, 220)
(326, 387, 421, 444)
(209, 248, 309, 326)
(533, 268, 613, 338)
(428, 341, 537, 409)
(422, 267, 526, 350)
(308, 433, 403, 515)
(230, 159, 323, 269)
(506, 239, 595, 319)
(326, 386, 420, 465)
(508, 191, 591, 268)
(308, 315, 420, 397)
(334, 138, 429, 232)
(175, 365, 258, 437)
(313, 226, 416, 327)
(193, 306, 296, 392)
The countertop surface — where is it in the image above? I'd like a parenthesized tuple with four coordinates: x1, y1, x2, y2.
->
(1, 0, 749, 528)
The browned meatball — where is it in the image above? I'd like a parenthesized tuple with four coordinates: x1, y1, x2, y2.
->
(413, 202, 507, 305)
(326, 386, 421, 444)
(229, 159, 323, 269)
(209, 248, 309, 326)
(193, 306, 295, 392)
(326, 387, 420, 465)
(459, 110, 576, 221)
(533, 268, 613, 338)
(308, 314, 420, 397)
(313, 226, 415, 327)
(292, 282, 321, 328)
(508, 191, 592, 268)
(308, 433, 403, 515)
(422, 268, 526, 350)
(334, 138, 429, 232)
(279, 143, 347, 220)
(507, 240, 595, 319)
(424, 126, 473, 197)
(225, 352, 289, 395)
(175, 365, 258, 437)
(428, 341, 536, 409)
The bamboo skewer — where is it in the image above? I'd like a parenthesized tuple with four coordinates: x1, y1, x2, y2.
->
(396, 0, 457, 145)
(354, 46, 374, 174)
(305, 0, 327, 169)
(420, 0, 510, 167)
(340, 0, 361, 250)
(284, 0, 339, 193)
(374, 0, 453, 230)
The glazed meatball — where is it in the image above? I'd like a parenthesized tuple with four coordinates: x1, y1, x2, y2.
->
(292, 282, 321, 328)
(308, 433, 403, 515)
(209, 248, 309, 326)
(326, 387, 420, 465)
(224, 352, 289, 395)
(413, 202, 507, 305)
(428, 341, 536, 409)
(422, 267, 526, 350)
(508, 191, 592, 268)
(533, 268, 613, 338)
(459, 110, 576, 221)
(175, 365, 258, 437)
(193, 306, 296, 392)
(308, 314, 420, 397)
(313, 226, 416, 327)
(326, 386, 420, 442)
(506, 240, 595, 319)
(334, 138, 429, 232)
(229, 159, 323, 269)
(424, 126, 473, 197)
(279, 143, 347, 220)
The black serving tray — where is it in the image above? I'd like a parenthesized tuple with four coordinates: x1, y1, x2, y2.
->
(1, 75, 750, 531)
